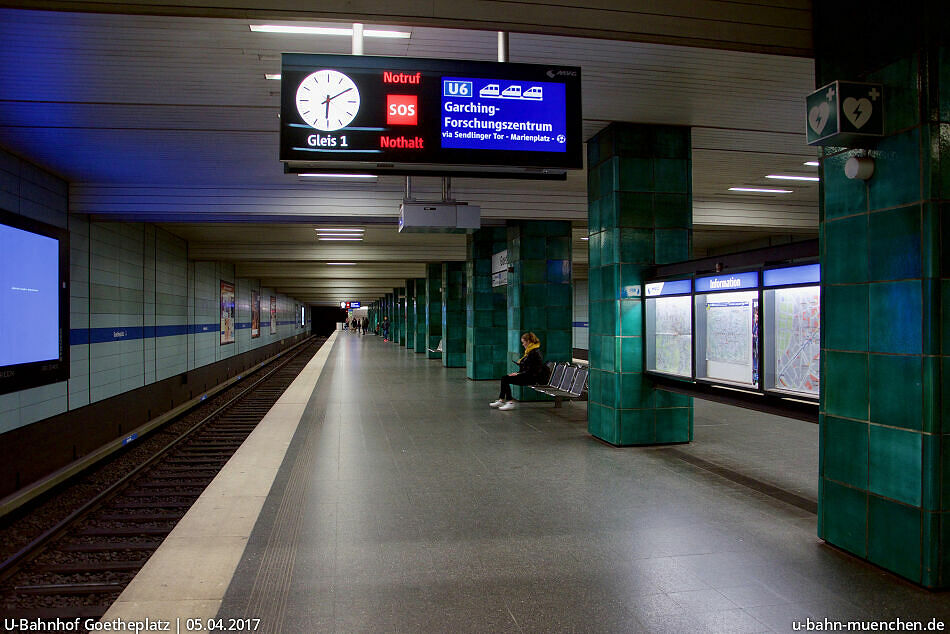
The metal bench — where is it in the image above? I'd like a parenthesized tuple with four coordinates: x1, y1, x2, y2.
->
(426, 339, 443, 354)
(531, 362, 588, 407)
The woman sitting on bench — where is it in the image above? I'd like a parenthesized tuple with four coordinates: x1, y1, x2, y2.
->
(490, 332, 545, 411)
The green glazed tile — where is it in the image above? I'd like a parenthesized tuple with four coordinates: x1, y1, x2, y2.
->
(620, 299, 642, 336)
(619, 157, 654, 192)
(823, 351, 868, 420)
(868, 281, 922, 354)
(619, 409, 655, 445)
(940, 46, 950, 122)
(599, 160, 617, 197)
(655, 229, 690, 265)
(655, 390, 691, 407)
(822, 416, 869, 489)
(823, 152, 868, 220)
(547, 237, 571, 260)
(868, 129, 922, 211)
(869, 354, 922, 430)
(615, 124, 652, 157)
(869, 424, 922, 506)
(618, 372, 650, 409)
(652, 126, 690, 159)
(654, 193, 690, 229)
(618, 192, 654, 228)
(655, 408, 692, 443)
(820, 479, 867, 556)
(877, 55, 920, 132)
(921, 434, 941, 511)
(823, 283, 868, 352)
(654, 158, 689, 193)
(619, 337, 644, 375)
(619, 228, 654, 263)
(868, 205, 921, 281)
(868, 495, 922, 582)
(823, 214, 868, 284)
(920, 511, 941, 588)
(922, 278, 939, 355)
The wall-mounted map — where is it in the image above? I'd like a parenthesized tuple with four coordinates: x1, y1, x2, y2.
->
(772, 286, 820, 395)
(653, 296, 691, 376)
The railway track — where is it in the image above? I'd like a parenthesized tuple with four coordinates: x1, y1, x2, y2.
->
(0, 337, 325, 628)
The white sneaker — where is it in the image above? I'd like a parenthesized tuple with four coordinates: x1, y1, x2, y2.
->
(489, 399, 506, 408)
(498, 402, 516, 411)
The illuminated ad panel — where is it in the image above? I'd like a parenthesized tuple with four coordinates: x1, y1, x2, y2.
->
(279, 54, 582, 177)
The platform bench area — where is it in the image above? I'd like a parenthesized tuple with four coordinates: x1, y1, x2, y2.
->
(530, 362, 588, 407)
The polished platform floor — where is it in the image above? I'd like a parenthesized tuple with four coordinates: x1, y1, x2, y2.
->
(201, 333, 948, 633)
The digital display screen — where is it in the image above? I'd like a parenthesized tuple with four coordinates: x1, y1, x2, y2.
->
(280, 54, 582, 177)
(0, 224, 60, 366)
(0, 210, 68, 395)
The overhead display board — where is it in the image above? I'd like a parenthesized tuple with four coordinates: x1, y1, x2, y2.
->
(280, 54, 582, 179)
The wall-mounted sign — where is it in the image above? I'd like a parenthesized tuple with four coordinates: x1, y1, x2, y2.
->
(806, 81, 884, 146)
(220, 281, 235, 345)
(695, 272, 759, 293)
(645, 279, 692, 297)
(280, 54, 582, 179)
(763, 264, 820, 288)
(491, 250, 508, 287)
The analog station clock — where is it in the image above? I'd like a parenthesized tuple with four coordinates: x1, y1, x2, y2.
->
(295, 70, 361, 131)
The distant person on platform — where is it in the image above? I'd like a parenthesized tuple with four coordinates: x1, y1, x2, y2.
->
(490, 332, 547, 411)
(382, 317, 391, 342)
(362, 316, 369, 335)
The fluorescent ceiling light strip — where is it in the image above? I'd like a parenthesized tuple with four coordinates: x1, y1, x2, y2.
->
(265, 74, 281, 80)
(318, 237, 363, 241)
(250, 24, 410, 38)
(729, 187, 793, 193)
(327, 262, 357, 265)
(315, 228, 364, 232)
(766, 174, 820, 182)
(299, 173, 376, 178)
(317, 233, 364, 237)
(804, 161, 820, 167)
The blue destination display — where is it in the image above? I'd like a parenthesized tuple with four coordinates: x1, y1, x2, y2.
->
(0, 224, 60, 366)
(695, 271, 759, 293)
(440, 77, 566, 152)
(645, 279, 692, 297)
(763, 263, 820, 287)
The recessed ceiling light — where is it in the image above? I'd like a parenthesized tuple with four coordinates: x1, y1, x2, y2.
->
(766, 174, 820, 182)
(804, 161, 820, 167)
(299, 173, 377, 179)
(580, 237, 590, 240)
(729, 187, 794, 193)
(250, 24, 410, 38)
(265, 74, 281, 80)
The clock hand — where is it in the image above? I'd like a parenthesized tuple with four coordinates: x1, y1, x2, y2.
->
(327, 87, 352, 102)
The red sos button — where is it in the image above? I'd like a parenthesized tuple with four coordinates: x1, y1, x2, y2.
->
(387, 95, 418, 125)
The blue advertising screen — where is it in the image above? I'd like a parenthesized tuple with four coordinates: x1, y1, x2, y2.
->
(440, 77, 567, 152)
(0, 223, 60, 366)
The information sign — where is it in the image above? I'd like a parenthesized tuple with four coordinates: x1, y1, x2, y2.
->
(280, 54, 582, 178)
(645, 279, 692, 297)
(763, 264, 820, 287)
(695, 272, 759, 293)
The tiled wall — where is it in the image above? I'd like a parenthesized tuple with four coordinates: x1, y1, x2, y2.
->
(441, 262, 466, 367)
(425, 264, 443, 358)
(413, 277, 427, 352)
(0, 147, 307, 436)
(587, 123, 693, 446)
(814, 4, 949, 586)
(466, 228, 509, 380)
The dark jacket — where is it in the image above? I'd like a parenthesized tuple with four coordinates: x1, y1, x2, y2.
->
(516, 348, 545, 383)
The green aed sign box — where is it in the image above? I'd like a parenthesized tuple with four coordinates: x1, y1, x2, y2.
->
(805, 81, 884, 146)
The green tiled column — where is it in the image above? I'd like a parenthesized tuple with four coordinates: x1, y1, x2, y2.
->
(587, 123, 693, 445)
(815, 1, 949, 588)
(442, 262, 466, 367)
(414, 277, 426, 353)
(506, 221, 572, 400)
(405, 279, 416, 351)
(394, 286, 406, 346)
(466, 228, 509, 379)
(425, 264, 443, 359)
(384, 293, 393, 339)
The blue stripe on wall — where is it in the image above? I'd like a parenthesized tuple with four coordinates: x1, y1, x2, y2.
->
(70, 323, 224, 344)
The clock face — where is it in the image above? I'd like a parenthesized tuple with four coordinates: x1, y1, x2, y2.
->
(295, 70, 361, 132)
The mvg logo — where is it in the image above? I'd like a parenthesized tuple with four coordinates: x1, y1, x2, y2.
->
(442, 80, 473, 98)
